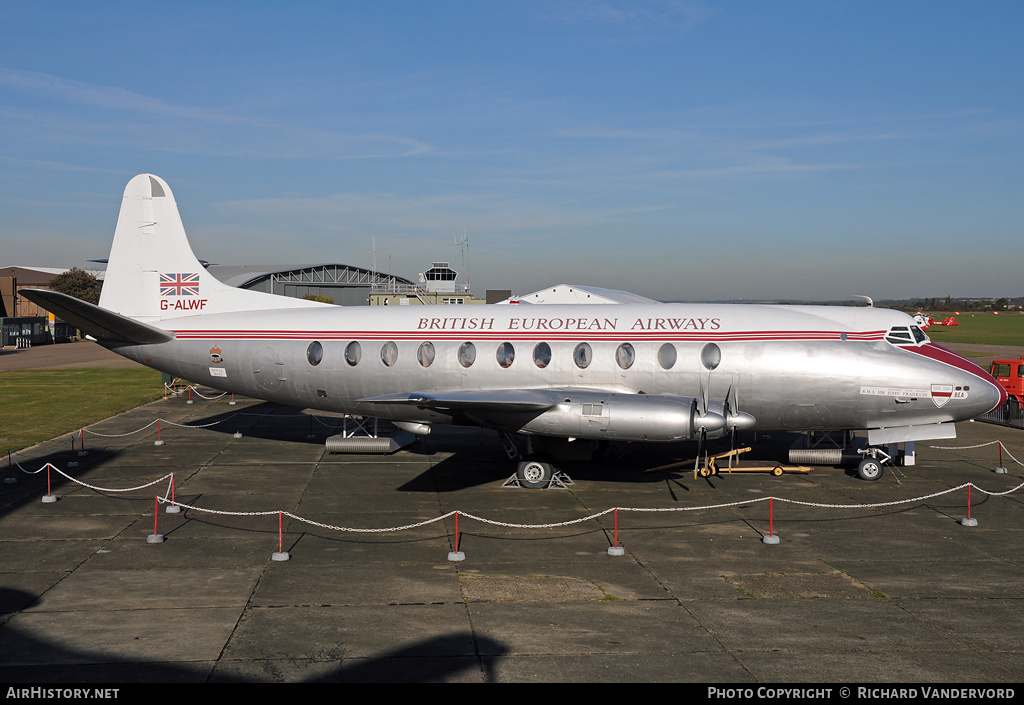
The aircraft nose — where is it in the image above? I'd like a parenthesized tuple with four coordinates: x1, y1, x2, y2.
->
(939, 346, 1007, 416)
(969, 367, 1007, 415)
(914, 344, 1006, 418)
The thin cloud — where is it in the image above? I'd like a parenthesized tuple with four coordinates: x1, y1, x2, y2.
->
(543, 0, 717, 33)
(0, 67, 432, 160)
(0, 67, 236, 122)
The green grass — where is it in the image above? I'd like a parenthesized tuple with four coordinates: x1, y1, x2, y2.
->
(0, 368, 165, 453)
(922, 313, 1024, 347)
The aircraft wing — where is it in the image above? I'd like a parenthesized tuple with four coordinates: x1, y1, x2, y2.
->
(359, 389, 558, 412)
(20, 289, 175, 345)
(359, 388, 716, 441)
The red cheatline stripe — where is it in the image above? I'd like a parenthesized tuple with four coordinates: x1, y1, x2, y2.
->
(172, 329, 887, 342)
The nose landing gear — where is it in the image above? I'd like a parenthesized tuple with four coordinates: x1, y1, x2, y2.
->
(856, 447, 892, 481)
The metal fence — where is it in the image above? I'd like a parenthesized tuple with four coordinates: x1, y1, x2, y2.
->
(977, 402, 1024, 430)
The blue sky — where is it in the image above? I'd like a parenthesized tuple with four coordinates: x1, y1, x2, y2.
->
(1, 1, 1021, 301)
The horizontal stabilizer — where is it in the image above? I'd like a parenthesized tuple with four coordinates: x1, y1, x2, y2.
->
(20, 289, 175, 345)
(359, 389, 558, 412)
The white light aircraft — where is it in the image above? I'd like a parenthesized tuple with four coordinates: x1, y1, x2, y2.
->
(24, 175, 1006, 486)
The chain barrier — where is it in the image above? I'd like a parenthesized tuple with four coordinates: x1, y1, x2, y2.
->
(312, 415, 347, 430)
(83, 419, 159, 438)
(163, 382, 228, 400)
(76, 412, 353, 437)
(13, 458, 46, 475)
(9, 435, 74, 463)
(927, 439, 1024, 468)
(160, 418, 229, 429)
(187, 387, 228, 401)
(44, 463, 176, 496)
(22, 456, 1024, 535)
(10, 391, 1024, 538)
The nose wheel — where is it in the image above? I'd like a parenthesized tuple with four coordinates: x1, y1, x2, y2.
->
(856, 448, 891, 481)
(856, 457, 884, 481)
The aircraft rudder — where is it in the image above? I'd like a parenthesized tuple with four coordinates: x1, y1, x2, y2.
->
(99, 174, 220, 319)
(98, 174, 327, 320)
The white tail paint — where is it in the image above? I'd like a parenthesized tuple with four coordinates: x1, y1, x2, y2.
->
(98, 174, 325, 322)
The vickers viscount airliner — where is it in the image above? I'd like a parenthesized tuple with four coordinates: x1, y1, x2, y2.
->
(24, 174, 1006, 486)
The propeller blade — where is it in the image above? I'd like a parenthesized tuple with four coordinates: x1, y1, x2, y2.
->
(694, 426, 707, 475)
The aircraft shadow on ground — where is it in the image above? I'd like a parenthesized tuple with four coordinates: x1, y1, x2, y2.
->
(184, 400, 804, 469)
(394, 430, 796, 493)
(0, 588, 508, 683)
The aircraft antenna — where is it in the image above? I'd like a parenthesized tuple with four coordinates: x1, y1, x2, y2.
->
(852, 295, 874, 307)
(455, 228, 470, 294)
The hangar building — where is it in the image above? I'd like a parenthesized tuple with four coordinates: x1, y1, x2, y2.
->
(206, 263, 417, 307)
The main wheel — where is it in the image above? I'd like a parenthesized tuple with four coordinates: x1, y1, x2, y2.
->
(517, 459, 553, 489)
(857, 457, 884, 481)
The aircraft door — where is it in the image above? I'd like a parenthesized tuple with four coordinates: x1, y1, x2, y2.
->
(582, 401, 610, 436)
(251, 346, 286, 393)
(781, 404, 832, 429)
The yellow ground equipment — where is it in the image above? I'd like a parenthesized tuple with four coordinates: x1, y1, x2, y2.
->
(692, 447, 813, 479)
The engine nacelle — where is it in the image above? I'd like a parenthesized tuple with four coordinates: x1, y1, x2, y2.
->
(518, 392, 728, 442)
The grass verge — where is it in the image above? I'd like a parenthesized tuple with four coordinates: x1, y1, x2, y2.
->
(924, 313, 1024, 347)
(0, 368, 165, 453)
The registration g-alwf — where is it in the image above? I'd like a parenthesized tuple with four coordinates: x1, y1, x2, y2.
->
(24, 175, 1006, 487)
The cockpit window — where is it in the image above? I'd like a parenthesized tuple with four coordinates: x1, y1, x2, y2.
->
(886, 325, 929, 346)
(885, 327, 913, 344)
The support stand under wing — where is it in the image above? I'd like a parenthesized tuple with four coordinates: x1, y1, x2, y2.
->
(325, 416, 415, 454)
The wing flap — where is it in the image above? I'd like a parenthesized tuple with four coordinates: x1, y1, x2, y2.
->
(20, 289, 175, 345)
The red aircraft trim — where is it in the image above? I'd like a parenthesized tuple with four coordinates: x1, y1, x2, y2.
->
(171, 328, 887, 343)
(901, 343, 1008, 407)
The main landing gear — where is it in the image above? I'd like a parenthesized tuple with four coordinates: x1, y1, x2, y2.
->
(516, 458, 553, 489)
(499, 432, 575, 489)
(503, 456, 574, 489)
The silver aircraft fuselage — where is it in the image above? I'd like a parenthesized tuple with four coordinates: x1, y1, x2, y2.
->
(114, 301, 1004, 443)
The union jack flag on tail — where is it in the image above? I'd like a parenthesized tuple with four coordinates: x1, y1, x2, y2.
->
(160, 272, 200, 297)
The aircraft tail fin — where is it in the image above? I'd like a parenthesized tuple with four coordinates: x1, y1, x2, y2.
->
(98, 174, 325, 321)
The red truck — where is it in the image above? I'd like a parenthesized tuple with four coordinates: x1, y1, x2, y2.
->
(989, 357, 1024, 406)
